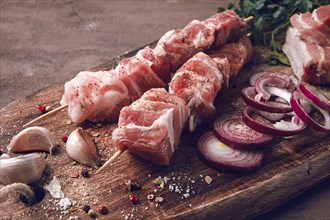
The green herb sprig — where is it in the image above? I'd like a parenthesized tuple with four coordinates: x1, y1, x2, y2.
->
(219, 0, 329, 65)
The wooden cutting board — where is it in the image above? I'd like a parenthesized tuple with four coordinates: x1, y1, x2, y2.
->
(0, 45, 329, 220)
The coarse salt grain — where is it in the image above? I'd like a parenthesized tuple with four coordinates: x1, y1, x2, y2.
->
(205, 175, 213, 185)
(58, 197, 71, 211)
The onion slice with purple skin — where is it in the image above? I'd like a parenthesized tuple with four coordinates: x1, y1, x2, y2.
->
(197, 131, 264, 174)
(254, 75, 294, 101)
(290, 91, 330, 132)
(249, 71, 294, 88)
(242, 87, 292, 113)
(253, 108, 286, 122)
(243, 106, 307, 136)
(299, 82, 330, 112)
(264, 86, 292, 103)
(213, 111, 273, 150)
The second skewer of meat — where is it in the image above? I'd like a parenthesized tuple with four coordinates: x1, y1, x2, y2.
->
(60, 10, 245, 124)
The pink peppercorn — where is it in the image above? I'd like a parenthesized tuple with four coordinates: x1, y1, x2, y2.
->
(98, 205, 108, 215)
(129, 194, 139, 204)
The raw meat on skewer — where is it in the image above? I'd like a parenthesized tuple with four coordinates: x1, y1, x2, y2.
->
(59, 70, 131, 123)
(168, 52, 224, 129)
(112, 88, 190, 166)
(101, 35, 253, 171)
(209, 35, 253, 78)
(170, 35, 253, 131)
(24, 10, 247, 127)
(60, 10, 244, 124)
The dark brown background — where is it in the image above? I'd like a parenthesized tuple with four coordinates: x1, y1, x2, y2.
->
(0, 0, 329, 219)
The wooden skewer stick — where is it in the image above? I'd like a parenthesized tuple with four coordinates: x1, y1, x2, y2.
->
(241, 16, 254, 27)
(244, 16, 254, 23)
(96, 150, 125, 174)
(23, 104, 68, 128)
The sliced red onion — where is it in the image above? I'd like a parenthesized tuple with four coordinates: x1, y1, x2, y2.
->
(274, 96, 289, 104)
(197, 131, 264, 173)
(249, 71, 291, 87)
(264, 86, 292, 104)
(243, 106, 307, 136)
(254, 75, 290, 101)
(253, 108, 286, 122)
(299, 82, 330, 112)
(213, 111, 273, 150)
(290, 91, 330, 132)
(242, 87, 292, 113)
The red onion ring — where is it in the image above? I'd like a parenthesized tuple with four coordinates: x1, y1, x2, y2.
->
(213, 111, 273, 150)
(242, 106, 307, 136)
(197, 131, 264, 173)
(249, 71, 294, 88)
(242, 87, 292, 113)
(290, 91, 330, 132)
(264, 86, 292, 103)
(299, 82, 330, 112)
(254, 75, 290, 101)
(252, 108, 286, 122)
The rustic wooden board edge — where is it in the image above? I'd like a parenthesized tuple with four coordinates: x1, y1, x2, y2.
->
(167, 149, 330, 220)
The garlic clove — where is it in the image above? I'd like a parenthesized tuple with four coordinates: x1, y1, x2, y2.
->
(0, 153, 10, 159)
(0, 153, 46, 185)
(65, 128, 100, 168)
(7, 126, 57, 154)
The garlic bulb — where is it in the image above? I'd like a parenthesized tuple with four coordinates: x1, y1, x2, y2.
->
(7, 126, 57, 154)
(65, 128, 100, 168)
(0, 153, 46, 185)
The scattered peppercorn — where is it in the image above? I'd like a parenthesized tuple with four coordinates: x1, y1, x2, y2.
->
(125, 180, 141, 192)
(88, 209, 97, 218)
(82, 205, 91, 213)
(37, 105, 47, 113)
(62, 135, 68, 143)
(98, 205, 108, 215)
(146, 194, 154, 200)
(81, 169, 90, 178)
(129, 194, 139, 205)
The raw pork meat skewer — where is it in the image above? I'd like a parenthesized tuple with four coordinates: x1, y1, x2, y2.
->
(170, 35, 252, 131)
(97, 35, 252, 172)
(23, 13, 252, 128)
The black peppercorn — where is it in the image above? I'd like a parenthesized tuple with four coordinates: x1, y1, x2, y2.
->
(125, 180, 141, 191)
(81, 169, 90, 178)
(82, 204, 91, 213)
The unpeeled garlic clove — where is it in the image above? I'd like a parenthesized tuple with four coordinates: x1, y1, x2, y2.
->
(65, 128, 100, 168)
(7, 126, 57, 154)
(0, 153, 46, 185)
(0, 153, 10, 159)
